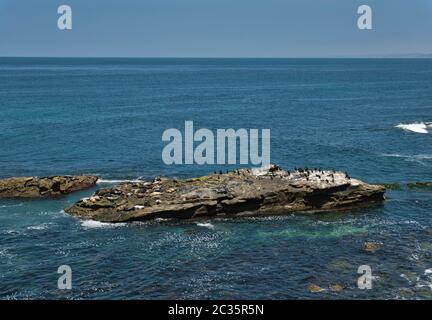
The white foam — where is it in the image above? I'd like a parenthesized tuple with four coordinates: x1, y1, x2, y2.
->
(413, 268, 432, 290)
(251, 164, 274, 176)
(381, 153, 432, 166)
(0, 203, 23, 208)
(27, 223, 50, 231)
(97, 179, 144, 184)
(196, 222, 215, 230)
(154, 218, 172, 222)
(396, 123, 429, 134)
(2, 229, 20, 235)
(80, 220, 126, 229)
(383, 153, 432, 159)
(413, 155, 432, 160)
(400, 273, 412, 284)
(0, 249, 16, 261)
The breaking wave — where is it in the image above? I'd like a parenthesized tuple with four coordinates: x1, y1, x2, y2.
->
(97, 179, 145, 184)
(27, 223, 51, 231)
(414, 269, 432, 290)
(395, 122, 431, 134)
(196, 222, 215, 230)
(81, 220, 126, 229)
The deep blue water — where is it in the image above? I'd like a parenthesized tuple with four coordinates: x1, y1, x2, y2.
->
(1, 58, 432, 299)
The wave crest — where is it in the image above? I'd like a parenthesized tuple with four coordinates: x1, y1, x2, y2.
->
(97, 179, 144, 184)
(196, 222, 215, 230)
(396, 123, 429, 134)
(81, 220, 126, 229)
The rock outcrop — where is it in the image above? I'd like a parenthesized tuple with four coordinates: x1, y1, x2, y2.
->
(65, 165, 385, 222)
(362, 241, 381, 252)
(407, 182, 432, 190)
(0, 175, 98, 198)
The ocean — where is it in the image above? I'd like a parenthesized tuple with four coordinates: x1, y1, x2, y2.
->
(0, 58, 431, 299)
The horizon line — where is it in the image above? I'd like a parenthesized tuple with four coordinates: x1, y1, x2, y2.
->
(1, 55, 432, 59)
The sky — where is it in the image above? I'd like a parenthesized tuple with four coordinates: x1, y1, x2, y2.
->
(1, 0, 432, 57)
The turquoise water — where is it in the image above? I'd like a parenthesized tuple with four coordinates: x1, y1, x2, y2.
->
(1, 58, 432, 299)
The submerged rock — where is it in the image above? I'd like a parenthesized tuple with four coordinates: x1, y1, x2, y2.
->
(65, 165, 385, 223)
(307, 284, 325, 293)
(329, 283, 345, 292)
(379, 183, 402, 191)
(407, 182, 432, 191)
(328, 259, 353, 274)
(0, 175, 98, 198)
(362, 241, 381, 252)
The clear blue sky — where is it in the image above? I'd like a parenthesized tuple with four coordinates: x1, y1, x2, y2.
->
(1, 0, 432, 57)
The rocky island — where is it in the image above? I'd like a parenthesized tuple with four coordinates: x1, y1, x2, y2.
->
(0, 175, 98, 198)
(65, 165, 385, 222)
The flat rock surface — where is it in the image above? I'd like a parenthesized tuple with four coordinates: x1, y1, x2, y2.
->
(65, 165, 385, 222)
(0, 175, 98, 198)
